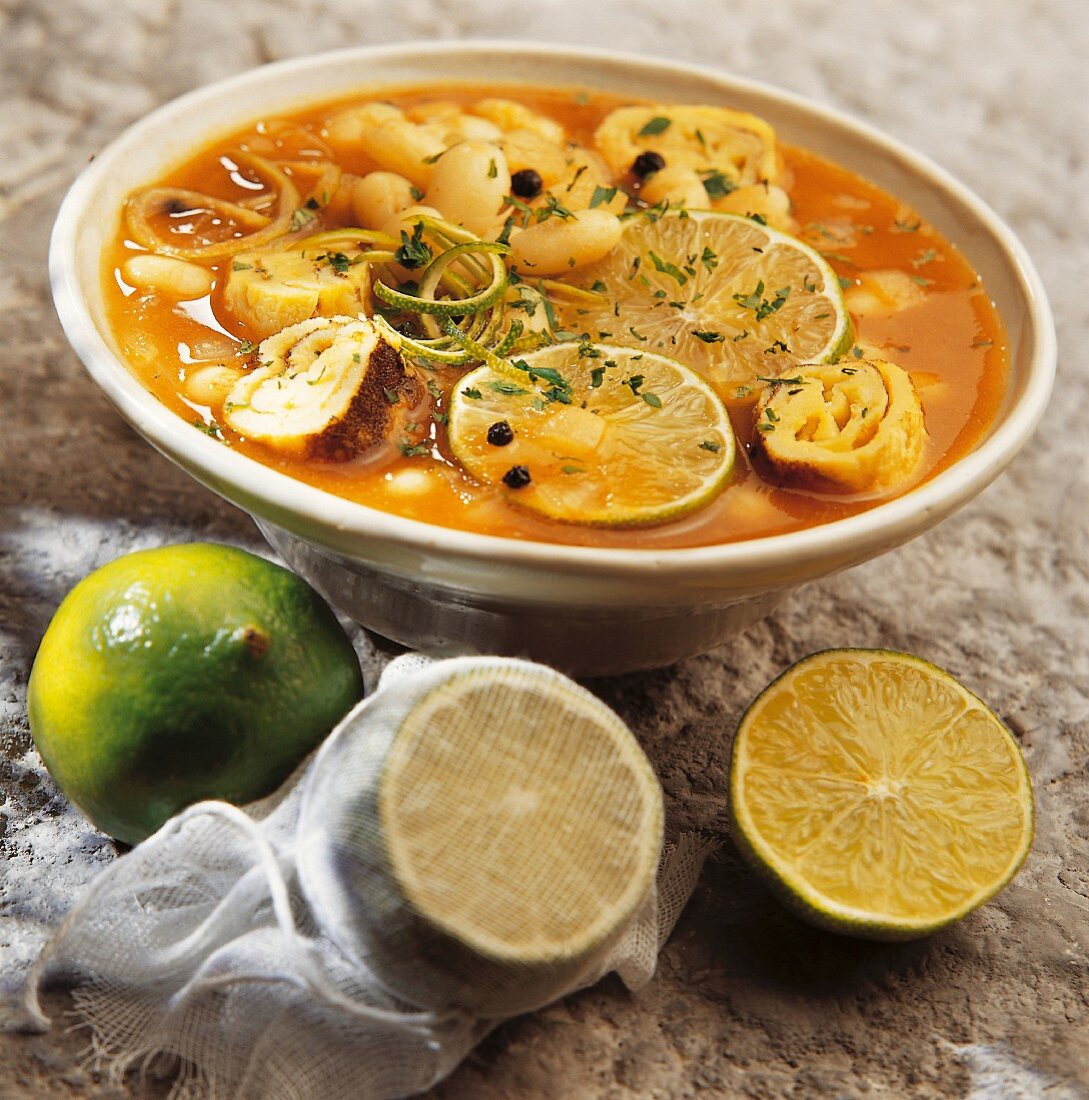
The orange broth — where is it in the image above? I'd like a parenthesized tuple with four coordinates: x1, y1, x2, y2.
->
(104, 84, 1009, 548)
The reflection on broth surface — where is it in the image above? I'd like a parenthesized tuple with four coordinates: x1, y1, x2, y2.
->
(105, 83, 1008, 549)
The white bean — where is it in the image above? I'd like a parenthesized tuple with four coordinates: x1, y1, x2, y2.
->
(425, 142, 510, 235)
(453, 116, 504, 143)
(351, 172, 418, 231)
(122, 255, 213, 300)
(509, 210, 623, 276)
(473, 99, 565, 144)
(184, 363, 242, 406)
(639, 166, 710, 210)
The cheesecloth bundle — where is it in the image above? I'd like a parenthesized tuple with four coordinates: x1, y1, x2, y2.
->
(22, 654, 713, 1100)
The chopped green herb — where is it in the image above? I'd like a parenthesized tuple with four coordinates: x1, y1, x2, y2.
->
(409, 185, 425, 201)
(893, 218, 921, 233)
(192, 418, 224, 440)
(589, 366, 605, 388)
(289, 206, 318, 232)
(641, 392, 662, 408)
(487, 158, 498, 179)
(590, 185, 619, 209)
(648, 250, 688, 285)
(486, 380, 530, 396)
(692, 330, 725, 343)
(394, 223, 432, 269)
(756, 374, 807, 387)
(535, 193, 575, 223)
(399, 441, 430, 458)
(383, 386, 401, 405)
(699, 169, 736, 199)
(699, 440, 721, 453)
(560, 464, 585, 475)
(461, 386, 482, 400)
(910, 248, 939, 268)
(732, 280, 791, 321)
(327, 251, 356, 274)
(637, 116, 672, 137)
(232, 261, 253, 272)
(238, 339, 257, 355)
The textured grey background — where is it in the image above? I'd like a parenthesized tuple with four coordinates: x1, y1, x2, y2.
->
(1, 1, 1087, 1097)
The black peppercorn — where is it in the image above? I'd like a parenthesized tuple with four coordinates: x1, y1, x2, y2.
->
(631, 151, 666, 179)
(487, 420, 514, 446)
(510, 168, 543, 199)
(502, 465, 532, 489)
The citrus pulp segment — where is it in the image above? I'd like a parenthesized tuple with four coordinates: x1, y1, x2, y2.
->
(447, 343, 735, 527)
(560, 210, 852, 399)
(729, 649, 1034, 939)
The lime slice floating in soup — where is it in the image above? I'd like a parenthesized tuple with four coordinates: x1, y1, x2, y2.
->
(561, 210, 852, 400)
(447, 343, 735, 527)
(729, 649, 1035, 940)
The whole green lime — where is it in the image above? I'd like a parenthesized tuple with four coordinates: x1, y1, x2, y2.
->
(27, 543, 364, 845)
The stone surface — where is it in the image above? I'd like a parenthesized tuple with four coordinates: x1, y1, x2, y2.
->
(1, 1, 1087, 1096)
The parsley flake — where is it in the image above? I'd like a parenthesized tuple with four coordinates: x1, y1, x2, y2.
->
(637, 116, 672, 136)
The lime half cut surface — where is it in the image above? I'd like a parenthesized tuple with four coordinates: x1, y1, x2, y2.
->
(562, 210, 852, 399)
(729, 649, 1034, 940)
(448, 342, 736, 527)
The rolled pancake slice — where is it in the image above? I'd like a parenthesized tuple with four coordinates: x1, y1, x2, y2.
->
(594, 104, 780, 187)
(224, 316, 418, 461)
(751, 358, 927, 494)
(224, 240, 372, 339)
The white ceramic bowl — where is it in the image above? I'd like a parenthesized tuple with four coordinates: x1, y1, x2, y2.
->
(50, 42, 1055, 675)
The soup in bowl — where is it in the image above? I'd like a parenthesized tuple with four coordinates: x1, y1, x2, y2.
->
(50, 44, 1054, 673)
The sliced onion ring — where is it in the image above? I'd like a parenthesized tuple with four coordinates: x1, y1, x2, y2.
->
(124, 153, 301, 260)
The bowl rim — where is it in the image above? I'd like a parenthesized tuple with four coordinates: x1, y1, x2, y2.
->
(50, 39, 1057, 580)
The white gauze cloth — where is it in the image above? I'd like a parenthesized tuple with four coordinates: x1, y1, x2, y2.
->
(21, 654, 714, 1100)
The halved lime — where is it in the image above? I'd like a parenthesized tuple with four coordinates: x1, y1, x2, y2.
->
(729, 649, 1034, 940)
(380, 664, 663, 966)
(447, 342, 736, 527)
(560, 210, 852, 399)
